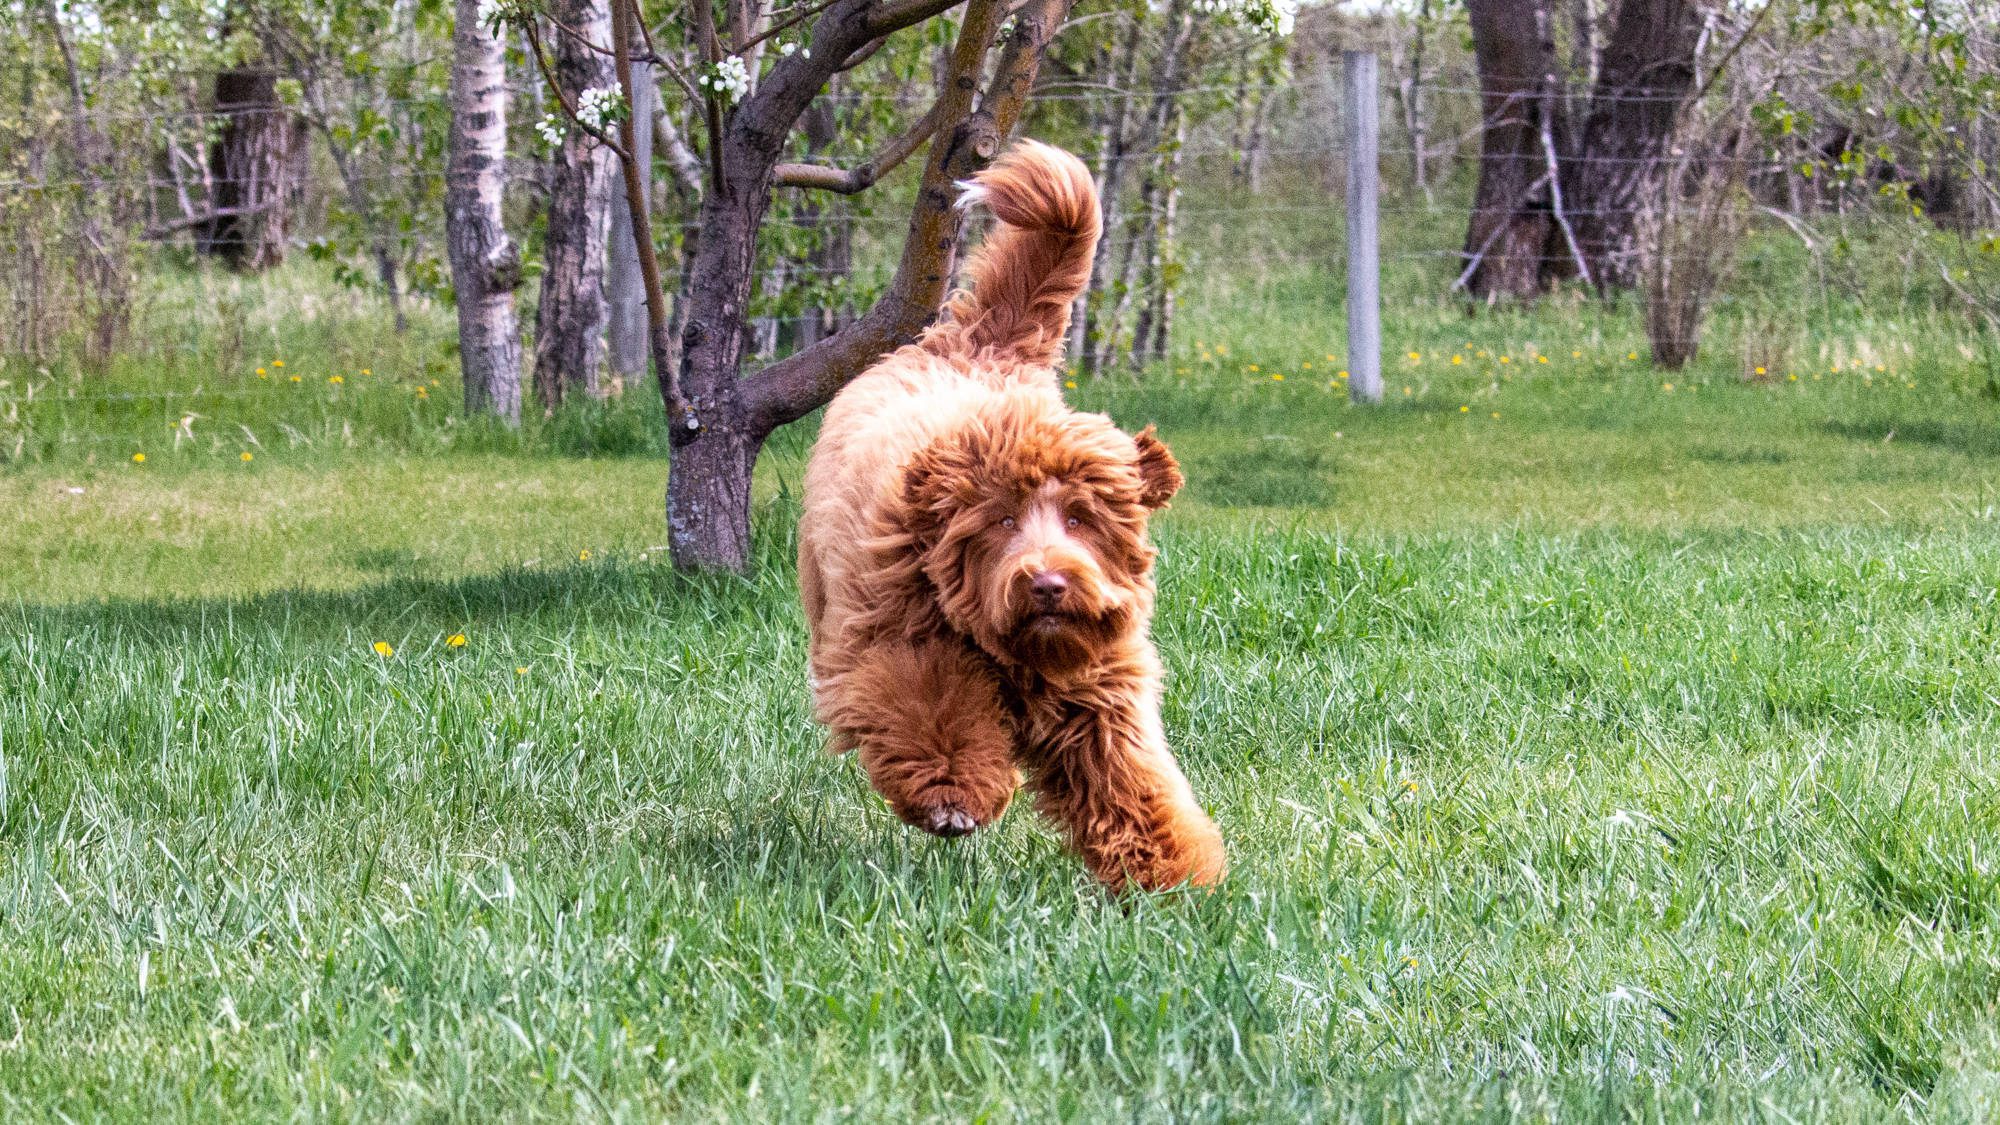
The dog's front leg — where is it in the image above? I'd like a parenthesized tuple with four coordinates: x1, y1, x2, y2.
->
(1021, 666, 1226, 893)
(819, 640, 1019, 837)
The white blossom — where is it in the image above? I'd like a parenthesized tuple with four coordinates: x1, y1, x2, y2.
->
(474, 0, 506, 33)
(1192, 0, 1296, 36)
(777, 41, 809, 59)
(575, 86, 624, 131)
(535, 114, 565, 147)
(698, 56, 752, 105)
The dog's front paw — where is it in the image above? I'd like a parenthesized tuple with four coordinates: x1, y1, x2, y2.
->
(923, 806, 979, 837)
(900, 783, 1012, 839)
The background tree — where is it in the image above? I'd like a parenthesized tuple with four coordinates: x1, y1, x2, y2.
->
(195, 62, 304, 271)
(446, 0, 523, 422)
(518, 0, 1080, 570)
(1560, 0, 1704, 287)
(1458, 0, 1567, 300)
(532, 0, 619, 407)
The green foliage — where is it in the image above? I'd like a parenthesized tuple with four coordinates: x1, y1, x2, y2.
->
(4, 188, 2000, 1111)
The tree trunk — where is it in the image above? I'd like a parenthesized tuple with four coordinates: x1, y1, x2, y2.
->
(533, 0, 619, 408)
(196, 68, 301, 272)
(1132, 105, 1184, 366)
(1559, 0, 1702, 288)
(605, 56, 653, 392)
(1078, 18, 1145, 372)
(665, 0, 1070, 571)
(1460, 0, 1564, 300)
(1405, 0, 1433, 199)
(447, 0, 523, 422)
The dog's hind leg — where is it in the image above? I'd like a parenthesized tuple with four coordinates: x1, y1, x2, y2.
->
(818, 640, 1019, 837)
(1020, 667, 1226, 893)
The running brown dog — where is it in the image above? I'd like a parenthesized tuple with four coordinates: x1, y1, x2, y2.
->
(797, 141, 1225, 892)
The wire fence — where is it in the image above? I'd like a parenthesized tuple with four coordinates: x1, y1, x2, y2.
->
(3, 63, 1994, 464)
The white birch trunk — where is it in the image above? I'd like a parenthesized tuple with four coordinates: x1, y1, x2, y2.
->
(447, 0, 523, 423)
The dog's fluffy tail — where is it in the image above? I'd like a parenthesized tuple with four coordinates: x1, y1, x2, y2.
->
(921, 140, 1100, 369)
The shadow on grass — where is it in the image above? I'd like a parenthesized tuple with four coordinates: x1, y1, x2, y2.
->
(10, 515, 804, 647)
(1823, 417, 2000, 458)
(1192, 443, 1339, 508)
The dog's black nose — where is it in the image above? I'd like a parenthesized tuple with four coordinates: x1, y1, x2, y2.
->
(1030, 571, 1068, 607)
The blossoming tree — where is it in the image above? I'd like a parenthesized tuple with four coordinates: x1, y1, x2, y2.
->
(492, 0, 1078, 570)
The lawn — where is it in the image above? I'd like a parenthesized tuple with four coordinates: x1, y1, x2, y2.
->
(4, 250, 2000, 1119)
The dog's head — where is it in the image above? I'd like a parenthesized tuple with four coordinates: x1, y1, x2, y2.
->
(896, 397, 1182, 674)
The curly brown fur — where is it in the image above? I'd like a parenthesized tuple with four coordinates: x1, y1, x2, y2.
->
(797, 141, 1224, 893)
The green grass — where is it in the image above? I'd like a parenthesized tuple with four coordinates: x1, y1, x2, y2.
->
(6, 235, 2000, 1118)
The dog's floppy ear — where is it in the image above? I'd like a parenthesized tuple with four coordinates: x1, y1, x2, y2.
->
(899, 429, 982, 545)
(1131, 425, 1182, 510)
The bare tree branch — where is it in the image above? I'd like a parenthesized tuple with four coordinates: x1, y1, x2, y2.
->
(772, 98, 946, 193)
(865, 0, 968, 37)
(742, 0, 1074, 433)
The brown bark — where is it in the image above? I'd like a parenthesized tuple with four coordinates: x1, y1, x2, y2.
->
(197, 68, 302, 272)
(1560, 0, 1703, 288)
(657, 0, 1074, 571)
(534, 0, 620, 408)
(1460, 0, 1564, 300)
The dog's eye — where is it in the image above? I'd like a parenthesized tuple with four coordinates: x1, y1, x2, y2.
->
(1000, 516, 1015, 529)
(1065, 515, 1081, 529)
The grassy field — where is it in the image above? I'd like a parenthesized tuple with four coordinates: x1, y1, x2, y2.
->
(5, 236, 2000, 1119)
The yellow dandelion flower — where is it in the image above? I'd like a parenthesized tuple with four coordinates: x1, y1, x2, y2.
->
(131, 452, 145, 463)
(361, 368, 372, 376)
(1459, 405, 1470, 413)
(579, 549, 591, 561)
(1403, 386, 1413, 396)
(1754, 366, 1766, 376)
(272, 360, 285, 368)
(1476, 349, 1489, 358)
(372, 641, 394, 657)
(1490, 411, 1501, 419)
(1064, 380, 1077, 389)
(1875, 364, 1886, 372)
(1407, 351, 1422, 362)
(289, 375, 301, 383)
(1324, 353, 1336, 363)
(447, 633, 467, 648)
(1788, 374, 1799, 382)
(1536, 355, 1549, 364)
(255, 367, 266, 377)
(515, 666, 529, 676)
(1572, 350, 1582, 359)
(1627, 351, 1640, 361)
(1271, 373, 1284, 382)
(1302, 362, 1314, 370)
(329, 375, 344, 385)
(1662, 382, 1675, 392)
(1451, 355, 1463, 365)
(1906, 381, 1916, 389)
(239, 451, 253, 463)
(1499, 355, 1511, 364)
(1215, 344, 1228, 356)
(1247, 364, 1260, 372)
